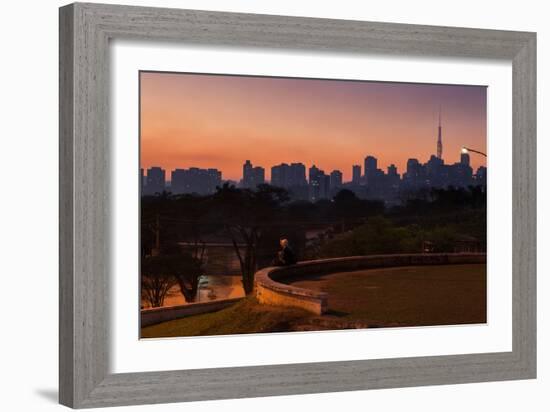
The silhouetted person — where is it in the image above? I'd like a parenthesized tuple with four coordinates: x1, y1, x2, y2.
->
(272, 238, 297, 266)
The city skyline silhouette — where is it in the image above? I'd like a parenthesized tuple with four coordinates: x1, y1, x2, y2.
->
(140, 71, 487, 182)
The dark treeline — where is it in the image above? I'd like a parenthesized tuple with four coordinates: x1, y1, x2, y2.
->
(140, 184, 486, 307)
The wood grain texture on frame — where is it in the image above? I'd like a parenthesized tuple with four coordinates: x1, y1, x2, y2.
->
(59, 2, 536, 408)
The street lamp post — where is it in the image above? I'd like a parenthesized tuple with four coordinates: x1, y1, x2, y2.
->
(462, 147, 487, 157)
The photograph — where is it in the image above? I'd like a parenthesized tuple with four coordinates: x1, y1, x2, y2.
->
(2, 0, 540, 409)
(139, 71, 488, 339)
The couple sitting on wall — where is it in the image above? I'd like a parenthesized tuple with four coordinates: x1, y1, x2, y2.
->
(272, 238, 297, 267)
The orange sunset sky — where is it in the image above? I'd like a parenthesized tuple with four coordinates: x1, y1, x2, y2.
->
(140, 71, 487, 182)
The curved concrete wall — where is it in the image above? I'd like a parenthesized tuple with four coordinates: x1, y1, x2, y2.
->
(141, 297, 243, 328)
(254, 253, 486, 315)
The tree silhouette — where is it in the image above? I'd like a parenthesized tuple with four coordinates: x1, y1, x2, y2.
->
(141, 256, 178, 308)
(210, 183, 289, 294)
(141, 254, 204, 306)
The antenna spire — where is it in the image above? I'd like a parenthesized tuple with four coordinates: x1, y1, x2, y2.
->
(437, 107, 443, 159)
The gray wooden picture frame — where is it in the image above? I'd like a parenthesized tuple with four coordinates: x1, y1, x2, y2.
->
(59, 2, 536, 409)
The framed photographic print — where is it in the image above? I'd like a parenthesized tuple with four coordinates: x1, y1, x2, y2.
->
(59, 2, 536, 408)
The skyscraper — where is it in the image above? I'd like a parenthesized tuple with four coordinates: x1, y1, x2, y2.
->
(242, 160, 264, 189)
(145, 167, 166, 195)
(308, 165, 321, 201)
(364, 155, 380, 187)
(208, 168, 223, 191)
(426, 155, 445, 187)
(271, 163, 290, 188)
(386, 164, 400, 191)
(330, 170, 343, 189)
(289, 163, 307, 187)
(475, 166, 487, 187)
(406, 158, 420, 175)
(252, 167, 265, 187)
(320, 173, 331, 199)
(403, 158, 423, 188)
(242, 160, 253, 187)
(352, 165, 361, 185)
(460, 151, 470, 166)
(308, 165, 320, 185)
(364, 156, 377, 174)
(171, 169, 187, 193)
(437, 108, 443, 159)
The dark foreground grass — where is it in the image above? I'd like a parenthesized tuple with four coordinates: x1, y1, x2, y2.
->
(141, 263, 486, 338)
(141, 296, 311, 338)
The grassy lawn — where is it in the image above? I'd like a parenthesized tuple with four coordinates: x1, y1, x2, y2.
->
(291, 263, 486, 328)
(141, 296, 311, 338)
(141, 263, 486, 338)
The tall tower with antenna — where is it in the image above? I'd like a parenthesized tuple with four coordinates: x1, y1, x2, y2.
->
(437, 107, 443, 159)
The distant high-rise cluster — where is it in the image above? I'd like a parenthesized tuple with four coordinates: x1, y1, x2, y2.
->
(171, 167, 221, 195)
(141, 166, 221, 196)
(401, 154, 482, 192)
(271, 162, 307, 188)
(141, 114, 486, 202)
